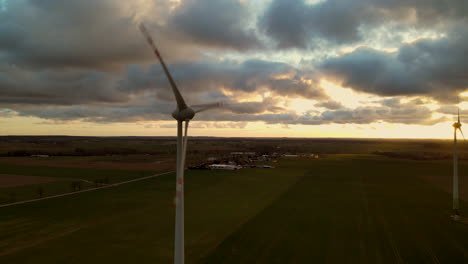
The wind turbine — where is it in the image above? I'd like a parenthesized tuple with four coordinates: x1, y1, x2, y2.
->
(139, 24, 223, 264)
(452, 105, 464, 220)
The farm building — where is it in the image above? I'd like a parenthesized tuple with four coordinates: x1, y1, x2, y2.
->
(208, 164, 241, 170)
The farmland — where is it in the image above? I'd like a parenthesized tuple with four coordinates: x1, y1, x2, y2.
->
(0, 163, 158, 204)
(1, 146, 468, 263)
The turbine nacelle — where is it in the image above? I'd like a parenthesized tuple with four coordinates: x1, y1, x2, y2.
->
(172, 107, 195, 121)
(453, 122, 462, 129)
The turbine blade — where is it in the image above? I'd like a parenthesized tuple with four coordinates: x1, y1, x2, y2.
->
(459, 128, 466, 141)
(139, 23, 187, 110)
(192, 101, 225, 113)
(458, 108, 461, 124)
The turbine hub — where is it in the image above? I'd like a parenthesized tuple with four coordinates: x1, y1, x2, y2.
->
(172, 107, 195, 121)
(453, 122, 462, 129)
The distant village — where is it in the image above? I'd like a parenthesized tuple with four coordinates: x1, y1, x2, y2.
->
(28, 151, 321, 171)
(189, 152, 320, 170)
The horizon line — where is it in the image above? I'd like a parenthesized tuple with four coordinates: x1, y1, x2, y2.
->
(0, 135, 454, 141)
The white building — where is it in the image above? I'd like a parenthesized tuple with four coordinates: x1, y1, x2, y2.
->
(257, 165, 274, 168)
(208, 164, 241, 170)
(283, 154, 299, 158)
(230, 152, 256, 156)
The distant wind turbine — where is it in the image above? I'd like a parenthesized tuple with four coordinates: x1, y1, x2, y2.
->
(139, 24, 224, 264)
(452, 105, 464, 220)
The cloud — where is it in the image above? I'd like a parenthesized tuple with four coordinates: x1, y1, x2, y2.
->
(119, 59, 326, 101)
(319, 26, 468, 102)
(0, 109, 17, 118)
(12, 97, 284, 124)
(259, 0, 371, 49)
(0, 64, 127, 105)
(196, 98, 444, 125)
(295, 106, 439, 125)
(0, 0, 157, 69)
(0, 0, 265, 71)
(259, 0, 468, 49)
(1, 54, 324, 106)
(187, 122, 248, 129)
(315, 100, 344, 110)
(9, 91, 444, 127)
(170, 0, 261, 50)
(437, 105, 468, 117)
(16, 103, 171, 123)
(0, 0, 465, 131)
(225, 97, 285, 114)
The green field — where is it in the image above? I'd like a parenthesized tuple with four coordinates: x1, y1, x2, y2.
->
(0, 163, 158, 204)
(0, 163, 155, 181)
(1, 155, 468, 263)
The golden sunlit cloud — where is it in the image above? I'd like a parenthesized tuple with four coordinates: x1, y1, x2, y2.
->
(321, 80, 381, 108)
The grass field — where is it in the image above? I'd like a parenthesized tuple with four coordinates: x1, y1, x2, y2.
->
(0, 155, 175, 171)
(1, 155, 468, 263)
(0, 163, 157, 204)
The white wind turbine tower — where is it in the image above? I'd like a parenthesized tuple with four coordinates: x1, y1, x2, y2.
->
(139, 24, 224, 264)
(452, 105, 464, 220)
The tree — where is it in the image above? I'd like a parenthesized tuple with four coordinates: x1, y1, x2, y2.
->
(37, 186, 44, 198)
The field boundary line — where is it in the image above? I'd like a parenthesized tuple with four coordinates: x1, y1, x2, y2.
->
(0, 171, 174, 209)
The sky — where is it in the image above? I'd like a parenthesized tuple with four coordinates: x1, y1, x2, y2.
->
(1, 0, 468, 138)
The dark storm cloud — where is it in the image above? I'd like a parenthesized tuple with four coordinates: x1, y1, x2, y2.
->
(170, 0, 261, 50)
(15, 101, 173, 123)
(259, 0, 468, 49)
(119, 59, 326, 100)
(0, 0, 153, 69)
(258, 0, 310, 49)
(0, 0, 261, 70)
(0, 65, 127, 105)
(0, 57, 322, 108)
(319, 27, 468, 102)
(259, 0, 371, 49)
